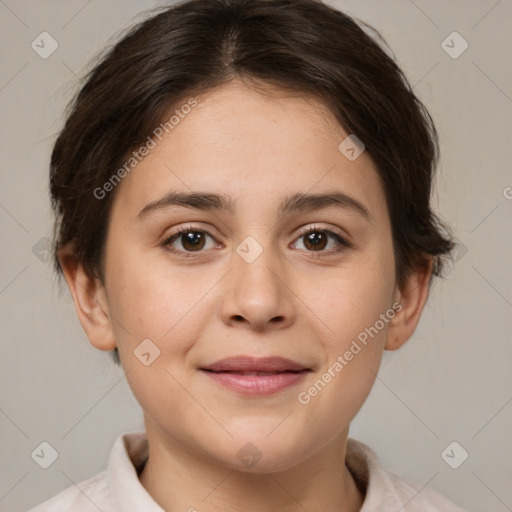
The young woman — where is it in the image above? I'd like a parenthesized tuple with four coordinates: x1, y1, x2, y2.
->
(28, 0, 467, 510)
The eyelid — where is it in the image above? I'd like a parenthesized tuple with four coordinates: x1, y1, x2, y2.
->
(161, 223, 219, 246)
(162, 223, 218, 239)
(291, 223, 351, 254)
(294, 223, 349, 241)
(161, 222, 351, 256)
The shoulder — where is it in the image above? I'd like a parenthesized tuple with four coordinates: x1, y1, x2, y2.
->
(346, 438, 468, 512)
(384, 470, 469, 512)
(24, 470, 111, 512)
(24, 430, 150, 512)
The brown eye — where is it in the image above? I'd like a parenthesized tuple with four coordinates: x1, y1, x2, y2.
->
(302, 231, 328, 251)
(162, 227, 217, 254)
(293, 227, 350, 255)
(178, 231, 207, 251)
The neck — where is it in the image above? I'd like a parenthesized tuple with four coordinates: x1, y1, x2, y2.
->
(138, 421, 365, 512)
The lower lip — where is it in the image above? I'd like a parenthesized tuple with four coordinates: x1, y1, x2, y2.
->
(201, 370, 309, 396)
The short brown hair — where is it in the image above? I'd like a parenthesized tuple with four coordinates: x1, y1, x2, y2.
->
(50, 0, 453, 364)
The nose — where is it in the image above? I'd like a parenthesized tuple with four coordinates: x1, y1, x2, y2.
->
(218, 244, 296, 332)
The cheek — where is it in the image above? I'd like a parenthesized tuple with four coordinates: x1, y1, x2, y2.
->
(307, 242, 396, 348)
(300, 241, 396, 415)
(105, 246, 216, 358)
(295, 272, 395, 441)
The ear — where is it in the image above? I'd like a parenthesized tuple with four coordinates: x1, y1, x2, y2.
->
(385, 258, 433, 351)
(57, 245, 116, 352)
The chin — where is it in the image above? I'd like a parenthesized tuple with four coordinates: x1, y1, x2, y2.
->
(210, 434, 310, 474)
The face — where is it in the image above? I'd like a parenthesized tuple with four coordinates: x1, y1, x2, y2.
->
(85, 80, 404, 471)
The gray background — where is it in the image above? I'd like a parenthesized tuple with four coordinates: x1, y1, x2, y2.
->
(1, 1, 511, 511)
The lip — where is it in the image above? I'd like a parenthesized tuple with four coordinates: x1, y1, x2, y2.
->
(201, 356, 309, 373)
(200, 356, 311, 396)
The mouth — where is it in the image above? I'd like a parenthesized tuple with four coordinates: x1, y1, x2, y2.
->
(200, 356, 311, 373)
(199, 356, 312, 395)
(202, 370, 306, 376)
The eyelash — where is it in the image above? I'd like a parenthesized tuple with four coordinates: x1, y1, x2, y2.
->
(161, 224, 351, 258)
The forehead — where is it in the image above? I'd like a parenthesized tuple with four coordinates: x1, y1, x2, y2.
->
(110, 80, 387, 223)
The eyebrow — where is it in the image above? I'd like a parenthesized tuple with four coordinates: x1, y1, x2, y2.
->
(137, 191, 371, 220)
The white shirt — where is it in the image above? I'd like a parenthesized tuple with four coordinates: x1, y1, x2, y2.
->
(25, 431, 468, 511)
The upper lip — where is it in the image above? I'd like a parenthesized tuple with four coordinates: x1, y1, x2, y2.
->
(200, 356, 310, 373)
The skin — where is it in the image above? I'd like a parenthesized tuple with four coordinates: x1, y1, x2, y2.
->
(59, 79, 432, 512)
